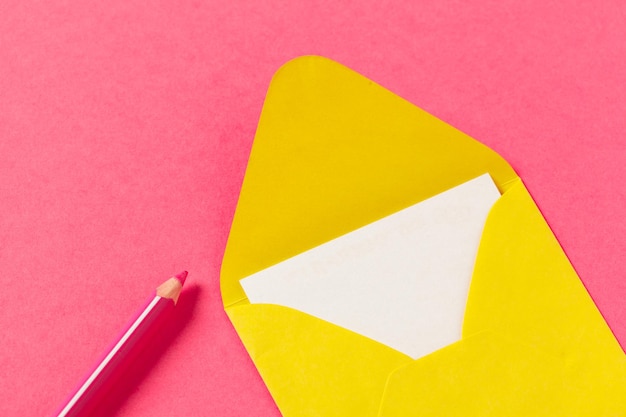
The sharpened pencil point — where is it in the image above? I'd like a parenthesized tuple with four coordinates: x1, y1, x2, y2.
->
(175, 271, 188, 285)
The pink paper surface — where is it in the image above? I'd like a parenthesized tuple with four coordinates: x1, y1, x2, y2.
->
(0, 1, 624, 416)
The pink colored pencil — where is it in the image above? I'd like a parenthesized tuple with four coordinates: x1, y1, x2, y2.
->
(54, 271, 188, 417)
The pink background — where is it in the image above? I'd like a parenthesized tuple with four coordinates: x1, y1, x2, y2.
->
(1, 1, 624, 416)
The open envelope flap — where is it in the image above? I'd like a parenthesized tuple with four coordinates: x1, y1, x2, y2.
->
(378, 181, 626, 416)
(463, 179, 625, 363)
(227, 304, 412, 417)
(379, 331, 615, 416)
(221, 55, 518, 307)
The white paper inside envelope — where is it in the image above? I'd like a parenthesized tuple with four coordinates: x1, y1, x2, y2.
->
(240, 174, 501, 359)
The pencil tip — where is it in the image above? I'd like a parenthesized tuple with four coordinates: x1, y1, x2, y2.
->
(174, 271, 188, 285)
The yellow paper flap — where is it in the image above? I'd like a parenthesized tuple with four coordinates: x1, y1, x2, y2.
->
(221, 56, 517, 307)
(227, 303, 411, 417)
(378, 331, 625, 416)
(463, 180, 625, 363)
(378, 183, 626, 415)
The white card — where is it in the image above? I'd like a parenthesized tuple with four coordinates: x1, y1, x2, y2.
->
(240, 174, 500, 359)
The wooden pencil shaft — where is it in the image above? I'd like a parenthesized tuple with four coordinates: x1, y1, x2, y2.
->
(55, 295, 174, 417)
(53, 274, 186, 417)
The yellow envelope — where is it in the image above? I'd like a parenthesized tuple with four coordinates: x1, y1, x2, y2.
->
(221, 56, 626, 416)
